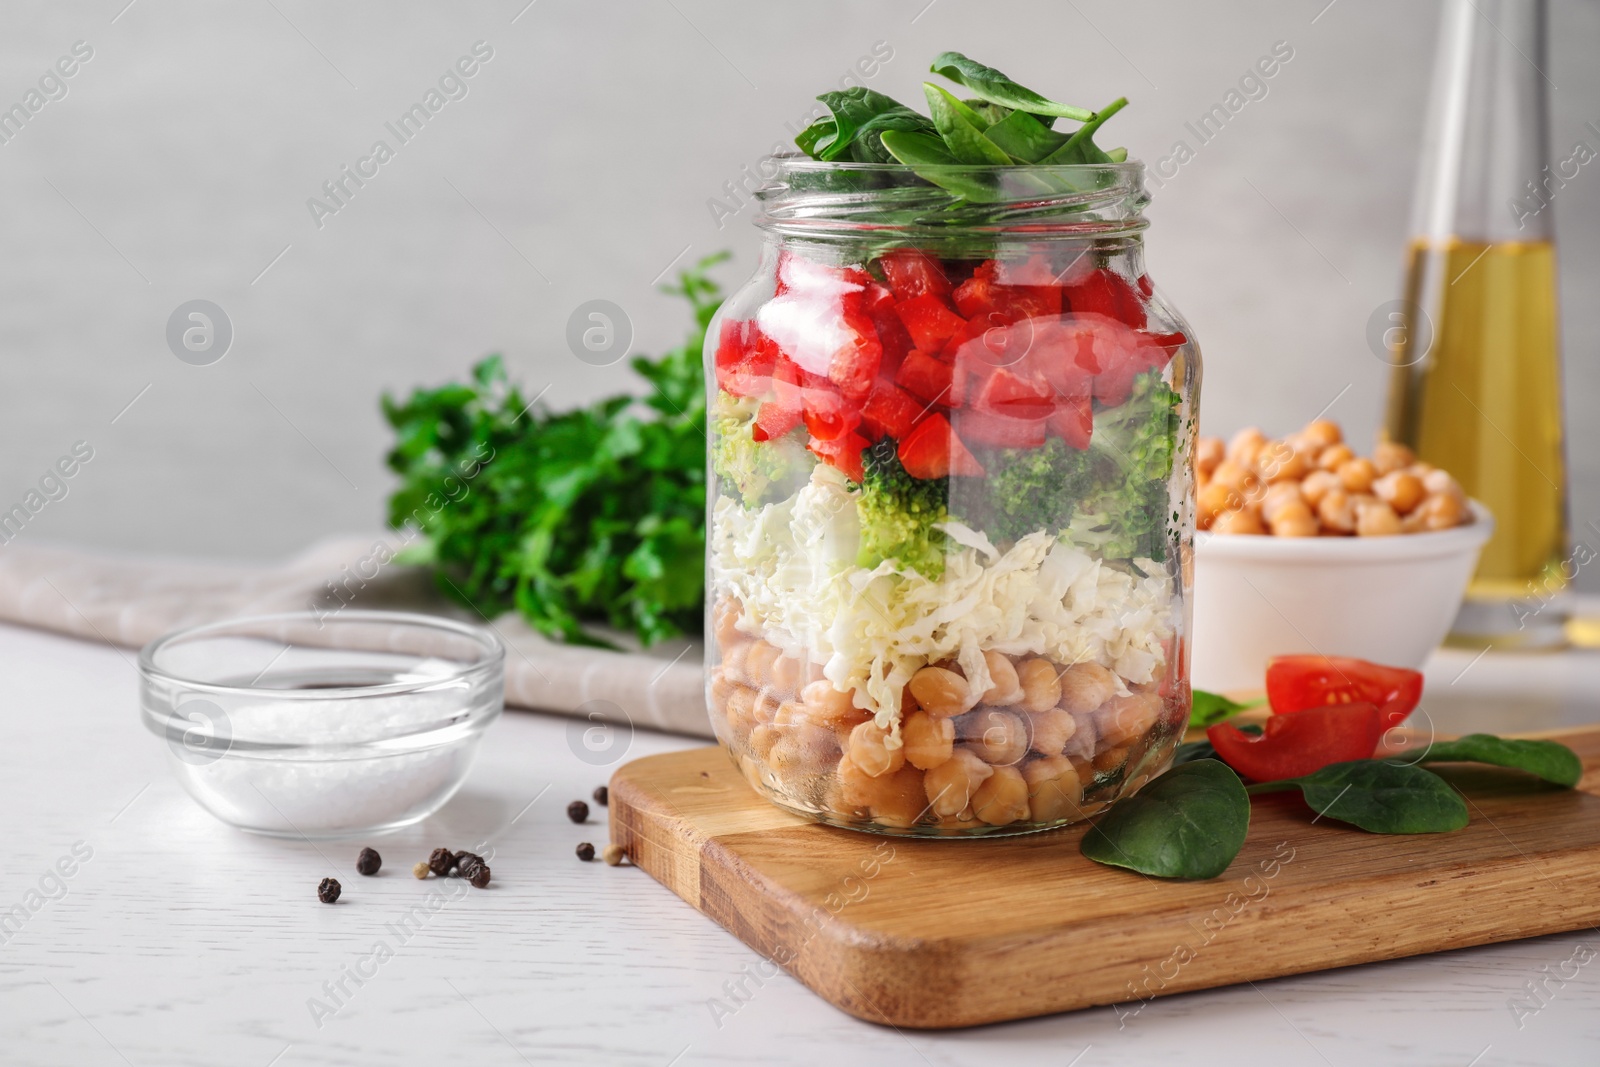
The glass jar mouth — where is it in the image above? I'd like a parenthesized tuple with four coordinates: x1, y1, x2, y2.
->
(755, 154, 1149, 241)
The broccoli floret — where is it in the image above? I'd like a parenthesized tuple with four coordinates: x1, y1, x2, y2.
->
(857, 438, 949, 578)
(973, 369, 1181, 557)
(710, 393, 802, 507)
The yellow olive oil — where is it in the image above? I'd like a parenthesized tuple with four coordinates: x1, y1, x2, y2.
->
(1384, 238, 1567, 605)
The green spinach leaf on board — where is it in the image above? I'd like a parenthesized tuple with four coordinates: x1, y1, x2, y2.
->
(1248, 760, 1470, 834)
(1081, 760, 1250, 879)
(928, 51, 1095, 121)
(1404, 733, 1583, 788)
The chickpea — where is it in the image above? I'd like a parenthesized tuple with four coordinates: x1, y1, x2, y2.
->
(1302, 418, 1343, 449)
(1317, 487, 1357, 533)
(902, 710, 955, 770)
(1337, 457, 1378, 494)
(1421, 468, 1466, 503)
(1057, 662, 1117, 713)
(1346, 494, 1392, 537)
(712, 597, 744, 650)
(724, 684, 759, 727)
(1023, 757, 1085, 823)
(908, 665, 975, 717)
(751, 687, 783, 724)
(847, 763, 928, 829)
(1197, 480, 1245, 529)
(962, 708, 1029, 766)
(744, 642, 782, 688)
(834, 752, 876, 810)
(1267, 498, 1318, 537)
(1097, 691, 1162, 748)
(709, 669, 736, 712)
(1412, 491, 1467, 531)
(1196, 437, 1225, 480)
(801, 679, 859, 724)
(722, 641, 754, 685)
(1211, 508, 1265, 535)
(749, 722, 780, 759)
(1226, 426, 1267, 467)
(1257, 439, 1311, 483)
(848, 719, 904, 777)
(1210, 459, 1259, 496)
(1260, 481, 1304, 523)
(1016, 657, 1063, 713)
(979, 651, 1024, 707)
(1373, 470, 1425, 515)
(1317, 443, 1355, 471)
(923, 748, 994, 817)
(1372, 439, 1415, 475)
(1028, 708, 1078, 757)
(972, 764, 1031, 826)
(1298, 468, 1340, 508)
(769, 723, 839, 780)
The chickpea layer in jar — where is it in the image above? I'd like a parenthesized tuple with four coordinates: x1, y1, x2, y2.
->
(711, 597, 1182, 835)
(1196, 419, 1473, 537)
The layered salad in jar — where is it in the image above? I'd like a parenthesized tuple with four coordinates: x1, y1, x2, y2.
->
(705, 57, 1197, 836)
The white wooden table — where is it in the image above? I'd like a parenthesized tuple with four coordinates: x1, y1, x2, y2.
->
(2, 620, 1597, 1067)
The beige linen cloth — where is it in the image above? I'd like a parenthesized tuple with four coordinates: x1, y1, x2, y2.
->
(0, 533, 713, 738)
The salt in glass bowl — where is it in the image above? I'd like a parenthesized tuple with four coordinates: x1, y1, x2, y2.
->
(139, 611, 504, 838)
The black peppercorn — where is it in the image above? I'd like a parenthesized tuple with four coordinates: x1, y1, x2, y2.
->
(567, 800, 589, 824)
(428, 847, 456, 876)
(454, 850, 485, 873)
(356, 847, 381, 876)
(593, 785, 608, 807)
(468, 864, 491, 888)
(576, 842, 595, 862)
(318, 877, 341, 904)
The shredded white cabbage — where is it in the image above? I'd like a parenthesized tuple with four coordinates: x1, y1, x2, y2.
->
(711, 468, 1177, 732)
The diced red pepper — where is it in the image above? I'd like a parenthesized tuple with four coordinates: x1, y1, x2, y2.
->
(1266, 656, 1424, 733)
(1093, 329, 1185, 407)
(807, 431, 868, 483)
(1047, 393, 1093, 449)
(1207, 703, 1385, 783)
(862, 283, 914, 374)
(714, 319, 777, 398)
(879, 249, 951, 301)
(956, 408, 1047, 449)
(895, 349, 963, 409)
(1136, 273, 1154, 298)
(894, 294, 965, 352)
(898, 413, 985, 479)
(974, 367, 1055, 421)
(827, 305, 883, 402)
(859, 379, 926, 441)
(801, 386, 860, 442)
(751, 398, 802, 442)
(777, 251, 871, 297)
(953, 260, 1061, 323)
(1064, 268, 1148, 329)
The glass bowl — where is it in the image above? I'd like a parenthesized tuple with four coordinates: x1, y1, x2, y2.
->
(139, 611, 504, 838)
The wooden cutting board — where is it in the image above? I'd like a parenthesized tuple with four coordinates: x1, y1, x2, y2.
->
(608, 725, 1600, 1029)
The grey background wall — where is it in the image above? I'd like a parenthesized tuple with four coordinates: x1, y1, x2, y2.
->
(1, 1, 1596, 579)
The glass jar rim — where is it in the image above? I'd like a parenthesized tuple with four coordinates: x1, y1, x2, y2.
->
(754, 154, 1149, 241)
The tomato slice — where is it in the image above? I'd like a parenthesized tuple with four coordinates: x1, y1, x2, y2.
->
(1266, 656, 1424, 732)
(898, 414, 984, 479)
(1207, 703, 1385, 782)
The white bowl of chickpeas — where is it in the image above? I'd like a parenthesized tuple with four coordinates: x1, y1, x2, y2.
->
(1191, 420, 1493, 692)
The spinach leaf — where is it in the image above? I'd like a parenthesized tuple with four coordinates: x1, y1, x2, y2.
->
(1040, 97, 1130, 165)
(1249, 760, 1469, 834)
(794, 117, 835, 159)
(879, 130, 1005, 202)
(929, 51, 1095, 121)
(1106, 146, 1129, 162)
(812, 88, 931, 162)
(1081, 760, 1250, 879)
(923, 83, 1013, 166)
(981, 109, 1070, 163)
(1189, 688, 1264, 730)
(962, 98, 1012, 127)
(1408, 734, 1582, 788)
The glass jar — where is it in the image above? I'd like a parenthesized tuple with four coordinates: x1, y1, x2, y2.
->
(704, 159, 1198, 837)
